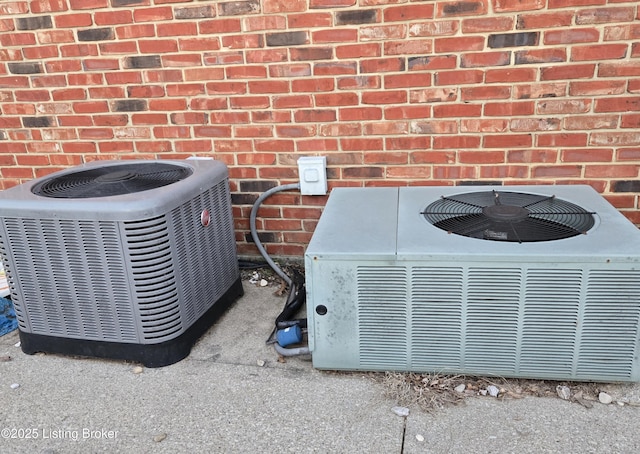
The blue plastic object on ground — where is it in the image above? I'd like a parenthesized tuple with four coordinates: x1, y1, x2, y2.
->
(0, 297, 17, 336)
(276, 325, 303, 347)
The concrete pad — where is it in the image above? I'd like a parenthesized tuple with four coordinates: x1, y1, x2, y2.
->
(404, 396, 640, 453)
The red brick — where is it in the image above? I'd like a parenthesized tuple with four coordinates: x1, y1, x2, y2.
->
(292, 78, 334, 92)
(383, 73, 429, 89)
(199, 18, 242, 34)
(139, 39, 178, 54)
(459, 150, 505, 164)
(360, 58, 404, 73)
(486, 67, 536, 83)
(409, 83, 456, 104)
(461, 85, 511, 101)
(515, 48, 566, 65)
(436, 1, 488, 17)
(598, 62, 640, 77)
(517, 11, 573, 29)
(433, 104, 482, 118)
(572, 44, 628, 62)
(288, 13, 332, 29)
(544, 28, 600, 45)
(312, 29, 357, 43)
(549, 0, 603, 7)
(561, 148, 613, 162)
(564, 115, 618, 130)
(54, 13, 92, 28)
(95, 10, 132, 25)
(148, 99, 188, 111)
(362, 121, 407, 136)
(273, 95, 312, 109)
(480, 165, 529, 179)
(15, 90, 51, 101)
(336, 43, 381, 59)
(229, 96, 269, 109)
(222, 34, 263, 49)
(575, 7, 635, 25)
(175, 140, 213, 154)
(569, 80, 626, 96)
(154, 126, 190, 139)
(483, 134, 533, 148)
(408, 55, 457, 71)
(434, 135, 481, 149)
(132, 113, 168, 125)
(294, 109, 336, 123)
(594, 96, 640, 113)
(462, 16, 514, 33)
(532, 165, 582, 178)
(338, 75, 380, 90)
(461, 51, 510, 68)
(269, 63, 311, 77)
(320, 123, 361, 136)
(179, 37, 221, 52)
(435, 69, 484, 86)
(621, 114, 640, 129)
(384, 39, 432, 56)
(541, 64, 595, 80)
(100, 41, 138, 55)
(537, 133, 588, 147)
(510, 118, 561, 132)
(435, 36, 485, 53)
(508, 149, 557, 163)
(537, 99, 592, 114)
(133, 6, 173, 22)
(359, 24, 406, 41)
(340, 137, 384, 151)
(492, 0, 546, 12)
(386, 137, 431, 151)
(157, 22, 197, 37)
(1, 32, 36, 46)
(37, 30, 75, 44)
(384, 105, 431, 120)
(276, 125, 317, 137)
(362, 90, 406, 105)
(315, 92, 358, 107)
(384, 4, 434, 21)
(411, 151, 454, 165)
(248, 80, 290, 94)
(590, 132, 640, 146)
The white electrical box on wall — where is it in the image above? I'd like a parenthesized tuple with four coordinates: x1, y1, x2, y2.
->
(297, 156, 327, 196)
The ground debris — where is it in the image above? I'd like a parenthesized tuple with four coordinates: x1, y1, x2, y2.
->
(377, 372, 609, 412)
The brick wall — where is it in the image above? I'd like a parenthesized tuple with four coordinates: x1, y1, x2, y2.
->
(1, 0, 639, 258)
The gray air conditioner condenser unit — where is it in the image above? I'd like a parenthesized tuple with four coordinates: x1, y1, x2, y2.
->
(305, 185, 640, 382)
(0, 159, 243, 367)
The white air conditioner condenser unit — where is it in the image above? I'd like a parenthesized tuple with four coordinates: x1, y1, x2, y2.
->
(0, 159, 243, 367)
(305, 185, 640, 382)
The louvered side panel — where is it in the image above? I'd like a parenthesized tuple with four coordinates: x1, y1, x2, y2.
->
(357, 266, 408, 369)
(520, 270, 581, 377)
(464, 268, 522, 373)
(170, 179, 239, 326)
(0, 218, 137, 342)
(410, 267, 463, 370)
(124, 216, 182, 342)
(578, 270, 640, 380)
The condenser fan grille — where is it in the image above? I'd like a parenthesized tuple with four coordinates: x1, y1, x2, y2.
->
(422, 190, 596, 243)
(32, 162, 193, 198)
